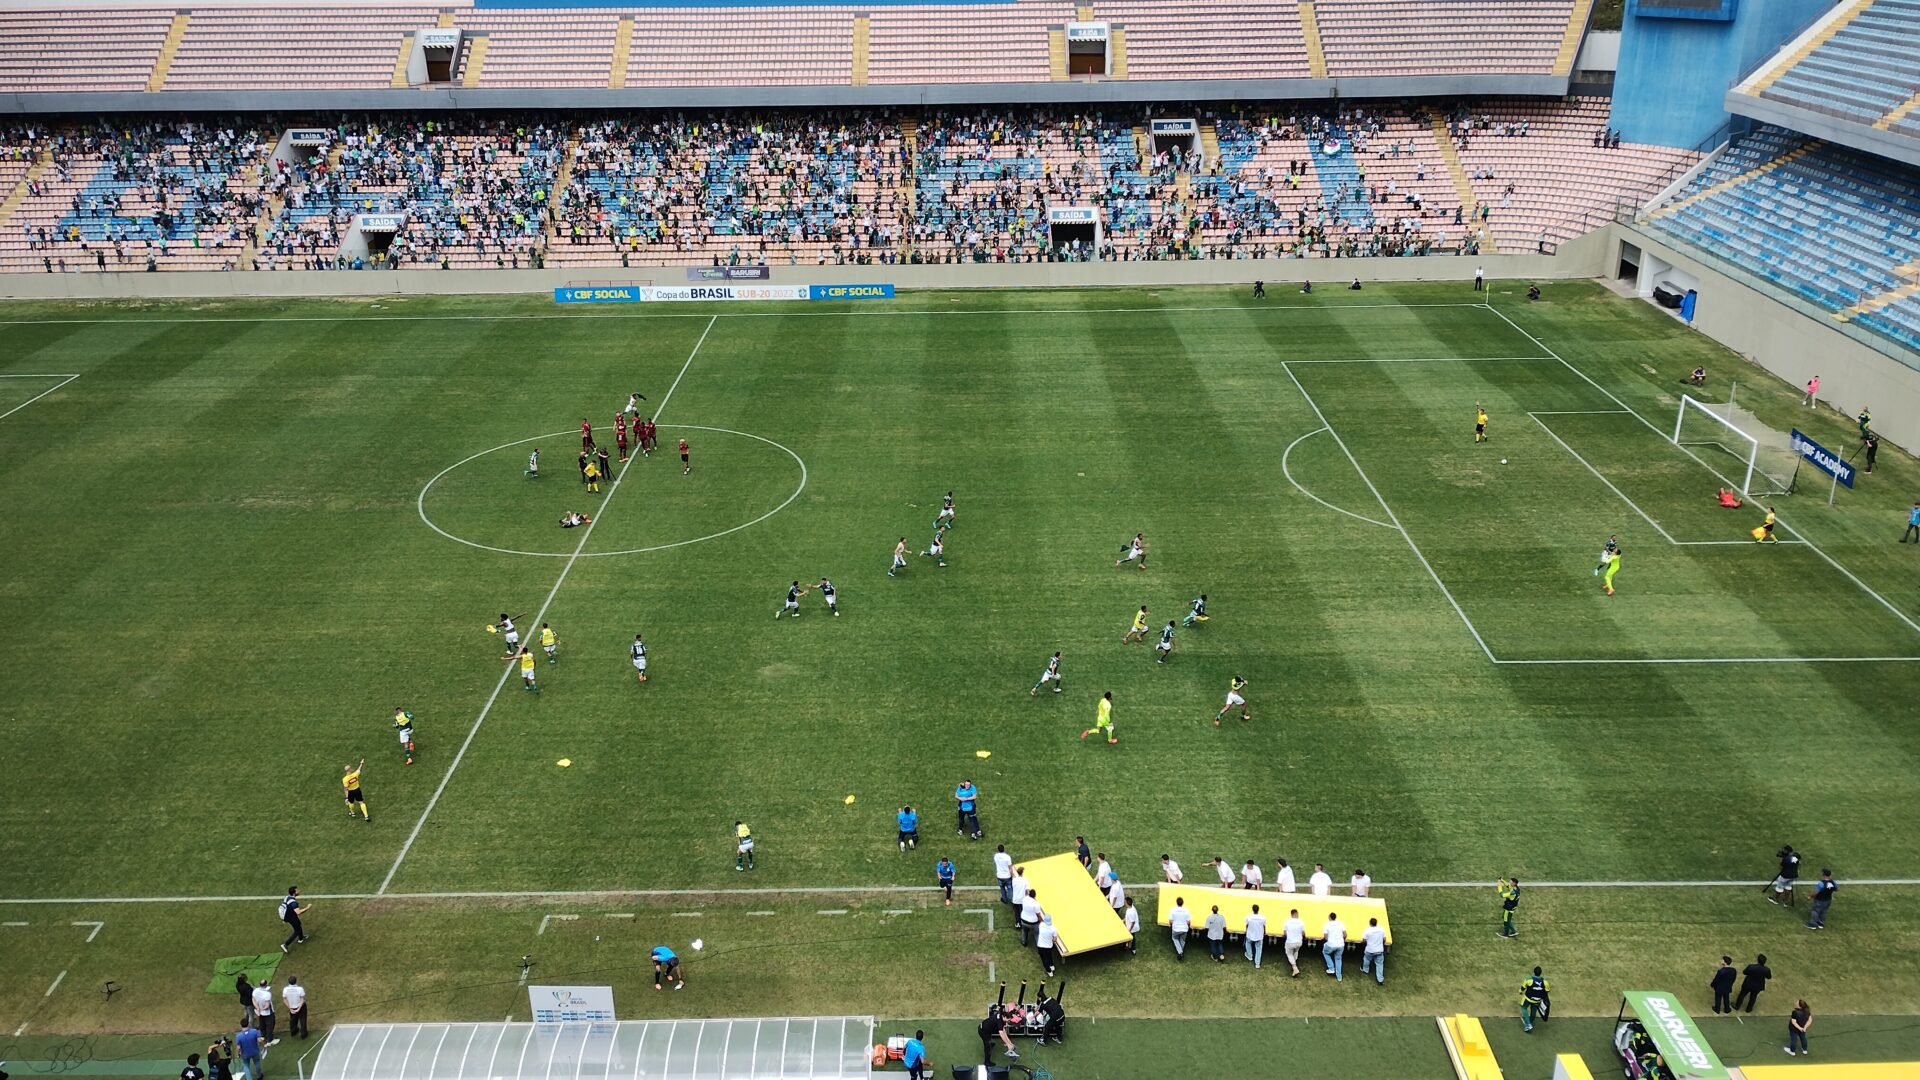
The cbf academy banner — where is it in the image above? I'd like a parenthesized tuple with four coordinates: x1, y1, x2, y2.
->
(1791, 429, 1855, 488)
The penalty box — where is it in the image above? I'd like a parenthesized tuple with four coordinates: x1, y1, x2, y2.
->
(1284, 355, 1920, 665)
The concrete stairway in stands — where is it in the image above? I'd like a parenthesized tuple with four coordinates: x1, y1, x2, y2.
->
(148, 12, 190, 91)
(1430, 116, 1493, 252)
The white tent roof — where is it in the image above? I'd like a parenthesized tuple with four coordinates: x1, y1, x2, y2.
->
(311, 1019, 876, 1080)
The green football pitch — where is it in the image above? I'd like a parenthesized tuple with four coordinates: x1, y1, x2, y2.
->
(3, 280, 1920, 1065)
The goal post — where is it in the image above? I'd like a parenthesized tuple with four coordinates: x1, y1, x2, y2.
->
(1672, 394, 1797, 499)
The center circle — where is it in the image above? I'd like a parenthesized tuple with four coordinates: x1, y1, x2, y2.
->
(417, 424, 808, 558)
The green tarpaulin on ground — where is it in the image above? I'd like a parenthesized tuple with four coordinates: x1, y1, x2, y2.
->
(206, 954, 283, 995)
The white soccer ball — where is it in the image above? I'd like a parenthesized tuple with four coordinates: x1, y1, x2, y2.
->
(691, 938, 705, 951)
(1499, 458, 1508, 465)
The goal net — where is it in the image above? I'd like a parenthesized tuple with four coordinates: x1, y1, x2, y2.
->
(1672, 395, 1798, 498)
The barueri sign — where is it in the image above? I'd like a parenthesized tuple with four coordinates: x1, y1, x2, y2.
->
(528, 985, 615, 1023)
(1621, 991, 1729, 1079)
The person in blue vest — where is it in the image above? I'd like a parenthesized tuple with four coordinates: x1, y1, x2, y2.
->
(954, 780, 981, 839)
(897, 806, 919, 852)
(902, 1030, 930, 1080)
(651, 945, 683, 991)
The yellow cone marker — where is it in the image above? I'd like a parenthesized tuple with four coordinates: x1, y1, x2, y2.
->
(975, 750, 992, 759)
(843, 794, 857, 805)
(557, 758, 572, 768)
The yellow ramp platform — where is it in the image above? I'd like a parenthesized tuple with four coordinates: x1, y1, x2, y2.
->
(1155, 883, 1392, 944)
(1022, 852, 1131, 956)
(1439, 1014, 1503, 1080)
(1738, 1066, 1920, 1080)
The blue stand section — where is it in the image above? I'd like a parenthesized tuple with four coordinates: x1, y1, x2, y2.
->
(1311, 127, 1375, 229)
(1611, 0, 1831, 150)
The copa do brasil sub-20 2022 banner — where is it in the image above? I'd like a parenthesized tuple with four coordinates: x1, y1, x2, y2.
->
(553, 284, 895, 304)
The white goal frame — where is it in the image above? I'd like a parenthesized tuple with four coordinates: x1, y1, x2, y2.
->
(1672, 394, 1792, 499)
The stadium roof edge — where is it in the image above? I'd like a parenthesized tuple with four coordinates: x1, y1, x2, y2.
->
(0, 73, 1572, 115)
(1724, 90, 1920, 172)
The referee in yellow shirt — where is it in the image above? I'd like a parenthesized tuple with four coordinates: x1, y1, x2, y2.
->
(342, 760, 368, 822)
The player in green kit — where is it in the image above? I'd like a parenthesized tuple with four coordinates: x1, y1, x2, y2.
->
(1182, 594, 1209, 627)
(1154, 621, 1177, 665)
(392, 707, 415, 765)
(1031, 651, 1063, 695)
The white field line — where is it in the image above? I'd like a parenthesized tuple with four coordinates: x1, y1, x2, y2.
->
(72, 920, 103, 942)
(1274, 355, 1551, 364)
(536, 914, 579, 935)
(1529, 412, 1809, 548)
(5, 878, 1920, 905)
(1280, 428, 1394, 529)
(1282, 361, 1498, 663)
(1529, 411, 1679, 544)
(0, 302, 1493, 327)
(0, 373, 79, 422)
(1484, 303, 1920, 640)
(43, 970, 66, 996)
(377, 314, 719, 895)
(416, 424, 808, 559)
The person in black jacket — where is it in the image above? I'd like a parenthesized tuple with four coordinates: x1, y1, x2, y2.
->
(1710, 955, 1737, 1014)
(977, 1008, 1018, 1064)
(1735, 954, 1771, 1014)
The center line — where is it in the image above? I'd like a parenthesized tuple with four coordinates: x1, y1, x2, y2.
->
(378, 315, 719, 895)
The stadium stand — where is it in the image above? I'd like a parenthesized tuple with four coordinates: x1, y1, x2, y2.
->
(1454, 98, 1697, 252)
(1645, 125, 1920, 352)
(867, 0, 1067, 85)
(0, 1, 1584, 90)
(1315, 0, 1575, 77)
(453, 11, 618, 89)
(256, 120, 560, 270)
(1, 122, 269, 273)
(1089, 0, 1309, 81)
(1749, 0, 1920, 127)
(162, 6, 448, 91)
(0, 8, 173, 94)
(624, 8, 855, 87)
(548, 115, 904, 267)
(0, 105, 1692, 271)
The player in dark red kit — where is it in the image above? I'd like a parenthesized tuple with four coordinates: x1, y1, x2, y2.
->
(615, 415, 630, 462)
(580, 418, 594, 451)
(641, 418, 658, 456)
(678, 438, 690, 475)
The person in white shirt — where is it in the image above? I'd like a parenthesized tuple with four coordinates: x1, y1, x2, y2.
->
(1106, 876, 1125, 911)
(1309, 864, 1333, 896)
(1204, 905, 1228, 963)
(1361, 918, 1387, 984)
(993, 846, 1014, 904)
(1168, 897, 1191, 960)
(1242, 860, 1264, 890)
(1009, 867, 1029, 913)
(1034, 914, 1060, 977)
(1161, 855, 1183, 883)
(1322, 913, 1348, 981)
(1351, 869, 1372, 897)
(282, 977, 308, 1040)
(1244, 905, 1268, 968)
(1017, 889, 1043, 946)
(250, 981, 278, 1045)
(1212, 857, 1235, 887)
(1282, 909, 1306, 977)
(1122, 898, 1141, 954)
(1276, 858, 1297, 894)
(1094, 855, 1114, 890)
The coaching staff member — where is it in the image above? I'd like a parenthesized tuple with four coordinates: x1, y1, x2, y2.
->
(279, 887, 310, 952)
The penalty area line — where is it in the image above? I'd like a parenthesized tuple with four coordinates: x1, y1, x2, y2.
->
(376, 315, 719, 895)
